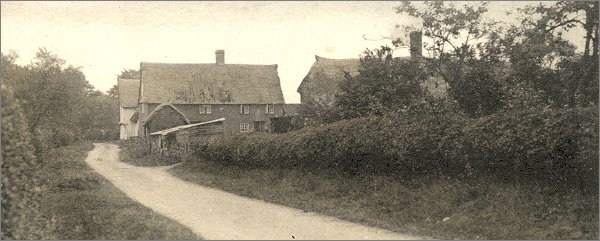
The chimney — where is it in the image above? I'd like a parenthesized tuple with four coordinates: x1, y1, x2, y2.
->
(215, 49, 225, 65)
(409, 31, 422, 58)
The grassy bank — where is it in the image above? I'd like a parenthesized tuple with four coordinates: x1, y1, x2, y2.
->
(38, 141, 201, 240)
(116, 139, 181, 166)
(170, 157, 598, 240)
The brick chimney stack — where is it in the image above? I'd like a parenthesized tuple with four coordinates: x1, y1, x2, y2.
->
(409, 31, 422, 58)
(215, 49, 225, 65)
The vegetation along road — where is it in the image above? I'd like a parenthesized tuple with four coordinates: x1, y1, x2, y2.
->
(86, 143, 424, 240)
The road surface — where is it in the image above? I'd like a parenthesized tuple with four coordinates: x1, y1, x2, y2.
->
(85, 143, 424, 240)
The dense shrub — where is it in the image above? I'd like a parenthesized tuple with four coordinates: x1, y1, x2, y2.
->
(117, 139, 181, 166)
(197, 107, 598, 192)
(1, 83, 55, 239)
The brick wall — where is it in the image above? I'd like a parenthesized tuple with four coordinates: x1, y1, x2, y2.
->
(140, 103, 286, 135)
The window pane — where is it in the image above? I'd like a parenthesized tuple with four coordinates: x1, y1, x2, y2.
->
(206, 105, 211, 114)
(241, 105, 249, 114)
(240, 123, 250, 132)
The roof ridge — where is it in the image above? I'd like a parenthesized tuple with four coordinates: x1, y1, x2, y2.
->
(117, 77, 140, 81)
(140, 61, 277, 67)
(315, 55, 360, 61)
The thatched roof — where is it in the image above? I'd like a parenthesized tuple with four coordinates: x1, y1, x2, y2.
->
(297, 56, 360, 95)
(118, 78, 140, 107)
(139, 62, 285, 104)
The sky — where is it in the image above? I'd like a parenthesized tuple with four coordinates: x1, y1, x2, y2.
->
(1, 1, 586, 103)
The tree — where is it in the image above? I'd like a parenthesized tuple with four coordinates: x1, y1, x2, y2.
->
(24, 49, 89, 148)
(515, 1, 599, 106)
(107, 84, 118, 98)
(118, 69, 139, 79)
(506, 1, 598, 107)
(2, 48, 120, 149)
(78, 93, 119, 140)
(334, 46, 427, 120)
(395, 1, 507, 117)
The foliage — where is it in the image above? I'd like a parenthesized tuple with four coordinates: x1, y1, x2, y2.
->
(80, 94, 119, 140)
(36, 142, 201, 239)
(198, 107, 598, 192)
(453, 60, 506, 117)
(1, 49, 120, 237)
(499, 1, 598, 108)
(107, 84, 119, 98)
(173, 161, 598, 240)
(334, 46, 427, 120)
(1, 49, 119, 150)
(297, 99, 340, 125)
(395, 1, 507, 117)
(116, 139, 181, 167)
(1, 81, 55, 239)
(118, 69, 140, 79)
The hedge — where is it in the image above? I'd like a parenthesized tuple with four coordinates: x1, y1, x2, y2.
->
(195, 107, 598, 192)
(1, 83, 55, 239)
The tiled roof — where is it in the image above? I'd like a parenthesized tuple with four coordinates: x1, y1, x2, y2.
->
(139, 62, 285, 104)
(118, 78, 140, 107)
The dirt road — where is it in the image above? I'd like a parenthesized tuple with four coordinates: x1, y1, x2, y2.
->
(85, 143, 423, 240)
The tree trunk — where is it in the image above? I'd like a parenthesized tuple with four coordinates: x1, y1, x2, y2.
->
(592, 1, 599, 59)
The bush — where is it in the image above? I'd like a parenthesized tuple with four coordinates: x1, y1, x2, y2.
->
(1, 83, 55, 239)
(54, 171, 102, 191)
(117, 139, 181, 166)
(196, 107, 598, 193)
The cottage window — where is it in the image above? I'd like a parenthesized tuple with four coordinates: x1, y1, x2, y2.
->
(266, 104, 274, 114)
(199, 105, 211, 114)
(240, 123, 250, 132)
(240, 105, 250, 114)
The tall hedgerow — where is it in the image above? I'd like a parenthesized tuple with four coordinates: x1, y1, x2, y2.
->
(196, 107, 598, 193)
(1, 82, 55, 239)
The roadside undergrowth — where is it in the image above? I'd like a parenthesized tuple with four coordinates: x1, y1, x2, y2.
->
(38, 141, 201, 240)
(170, 157, 598, 240)
(116, 139, 181, 166)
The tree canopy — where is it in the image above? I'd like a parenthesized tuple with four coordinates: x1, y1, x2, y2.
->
(334, 46, 427, 120)
(1, 48, 119, 150)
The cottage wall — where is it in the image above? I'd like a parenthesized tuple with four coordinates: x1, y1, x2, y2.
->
(145, 106, 189, 134)
(149, 120, 225, 158)
(119, 107, 139, 140)
(146, 103, 286, 134)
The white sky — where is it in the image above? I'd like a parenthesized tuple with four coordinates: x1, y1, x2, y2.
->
(1, 1, 585, 103)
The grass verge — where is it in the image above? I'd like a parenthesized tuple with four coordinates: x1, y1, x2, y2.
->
(38, 141, 201, 240)
(116, 138, 181, 166)
(170, 157, 598, 240)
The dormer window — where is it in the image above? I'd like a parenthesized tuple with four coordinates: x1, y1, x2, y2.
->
(266, 104, 274, 114)
(240, 105, 250, 114)
(199, 105, 211, 114)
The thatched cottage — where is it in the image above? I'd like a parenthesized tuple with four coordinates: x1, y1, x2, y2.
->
(297, 31, 447, 108)
(135, 50, 287, 136)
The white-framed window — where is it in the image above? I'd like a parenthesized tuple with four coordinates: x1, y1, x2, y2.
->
(240, 104, 250, 114)
(240, 123, 250, 132)
(199, 105, 211, 114)
(265, 104, 274, 114)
